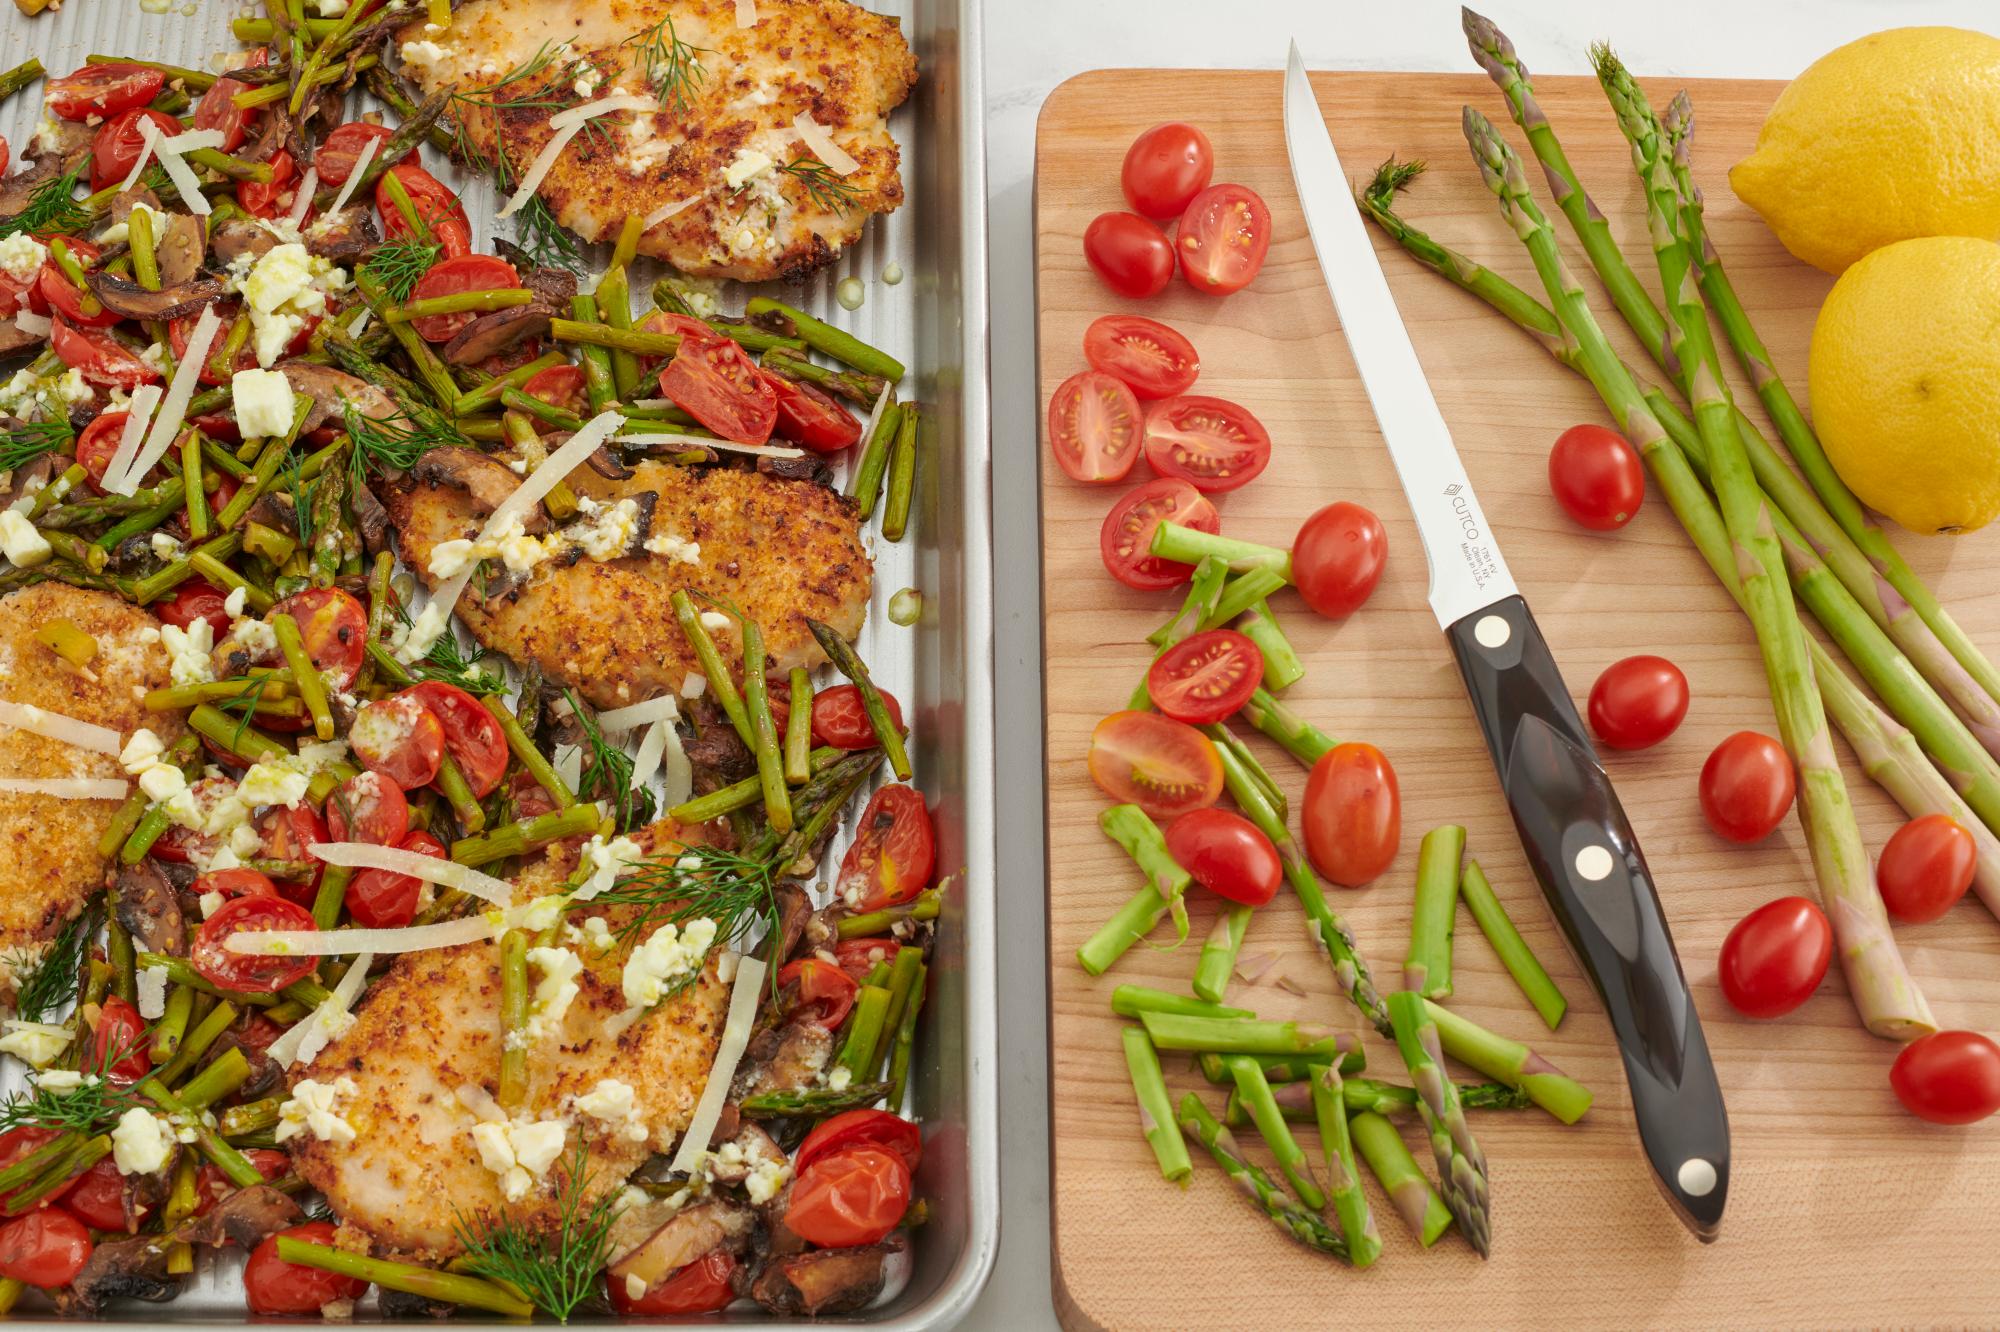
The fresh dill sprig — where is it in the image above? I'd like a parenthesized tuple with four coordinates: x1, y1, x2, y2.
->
(774, 156, 863, 214)
(214, 674, 277, 747)
(0, 1070, 145, 1138)
(583, 842, 780, 960)
(448, 40, 584, 170)
(361, 237, 443, 305)
(622, 15, 708, 116)
(0, 163, 89, 240)
(419, 629, 505, 696)
(0, 420, 75, 477)
(14, 909, 93, 1024)
(513, 194, 581, 273)
(284, 450, 320, 551)
(343, 402, 458, 488)
(453, 1141, 621, 1322)
(566, 689, 653, 833)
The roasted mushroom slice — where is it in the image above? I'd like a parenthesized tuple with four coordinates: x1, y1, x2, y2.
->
(383, 446, 552, 533)
(278, 363, 397, 436)
(50, 1236, 178, 1315)
(114, 859, 185, 957)
(0, 317, 40, 358)
(172, 1184, 303, 1250)
(606, 1202, 755, 1299)
(154, 214, 207, 288)
(439, 304, 553, 366)
(208, 216, 281, 269)
(86, 272, 224, 323)
(750, 1239, 902, 1316)
(302, 205, 379, 263)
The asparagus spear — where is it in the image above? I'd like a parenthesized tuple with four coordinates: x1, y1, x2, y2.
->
(1238, 686, 1335, 769)
(1458, 860, 1567, 1029)
(1222, 1076, 1529, 1125)
(740, 1082, 893, 1118)
(1227, 1056, 1325, 1210)
(1175, 1094, 1348, 1260)
(1423, 999, 1591, 1125)
(1349, 1110, 1453, 1247)
(807, 617, 911, 780)
(1138, 1011, 1344, 1058)
(1191, 905, 1251, 1005)
(1388, 991, 1490, 1257)
(1098, 804, 1191, 941)
(1198, 1050, 1357, 1084)
(1403, 824, 1464, 999)
(1109, 985, 1250, 1021)
(1312, 1063, 1382, 1268)
(1123, 1026, 1191, 1184)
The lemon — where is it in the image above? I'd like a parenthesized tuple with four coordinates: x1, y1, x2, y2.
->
(1809, 236, 2000, 535)
(1731, 27, 2000, 274)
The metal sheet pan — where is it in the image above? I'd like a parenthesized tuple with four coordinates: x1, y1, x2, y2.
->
(0, 0, 995, 1323)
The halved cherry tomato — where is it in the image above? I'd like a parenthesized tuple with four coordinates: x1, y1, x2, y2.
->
(269, 588, 368, 690)
(192, 50, 266, 154)
(795, 1108, 922, 1178)
(192, 868, 279, 901)
(409, 253, 518, 344)
(1587, 655, 1689, 751)
(1165, 807, 1282, 906)
(325, 770, 411, 847)
(1177, 184, 1271, 295)
(1876, 814, 1978, 924)
(91, 108, 181, 191)
(404, 681, 507, 797)
(344, 829, 442, 929)
(1291, 502, 1387, 618)
(155, 578, 233, 635)
(245, 1221, 368, 1315)
(376, 163, 470, 253)
(1717, 896, 1831, 1019)
(1084, 314, 1200, 400)
(1891, 1031, 2000, 1125)
(1303, 742, 1401, 887)
(39, 236, 116, 328)
(0, 1209, 92, 1288)
(833, 937, 900, 982)
(659, 333, 779, 444)
(506, 769, 557, 822)
(0, 139, 8, 179)
(611, 1248, 739, 1315)
(1099, 478, 1220, 591)
(63, 1156, 141, 1232)
(315, 121, 412, 187)
(237, 149, 297, 219)
(1146, 629, 1262, 726)
(195, 1149, 289, 1216)
(811, 684, 904, 750)
(520, 363, 587, 429)
(53, 318, 157, 389)
(1122, 122, 1214, 220)
(89, 995, 151, 1083)
(1083, 212, 1175, 299)
(191, 894, 318, 993)
(1087, 711, 1224, 819)
(150, 778, 228, 864)
(0, 1128, 70, 1209)
(47, 63, 164, 121)
(775, 958, 860, 1030)
(76, 411, 140, 494)
(349, 694, 446, 791)
(784, 1145, 911, 1248)
(257, 804, 327, 905)
(767, 375, 862, 452)
(1049, 369, 1143, 485)
(1698, 732, 1795, 843)
(1549, 424, 1645, 531)
(836, 784, 936, 912)
(636, 310, 712, 374)
(1142, 395, 1269, 492)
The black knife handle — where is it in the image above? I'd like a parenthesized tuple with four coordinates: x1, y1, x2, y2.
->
(1444, 595, 1730, 1239)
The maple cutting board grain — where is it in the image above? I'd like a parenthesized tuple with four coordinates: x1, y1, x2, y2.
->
(1036, 68, 2000, 1329)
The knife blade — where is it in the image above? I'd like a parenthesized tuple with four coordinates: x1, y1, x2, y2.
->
(1280, 43, 1730, 1240)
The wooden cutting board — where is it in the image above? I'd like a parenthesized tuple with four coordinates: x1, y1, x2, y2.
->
(1036, 68, 2000, 1329)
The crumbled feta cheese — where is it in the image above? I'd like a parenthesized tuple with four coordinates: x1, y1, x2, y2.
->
(680, 673, 707, 699)
(225, 241, 349, 368)
(400, 39, 451, 68)
(624, 1273, 648, 1301)
(470, 1118, 570, 1202)
(0, 366, 90, 423)
(315, 0, 348, 14)
(525, 946, 584, 1036)
(390, 599, 449, 664)
(622, 917, 716, 1008)
(231, 616, 278, 658)
(199, 890, 225, 918)
(0, 234, 46, 285)
(724, 148, 773, 190)
(641, 530, 701, 563)
(0, 511, 51, 569)
(237, 757, 311, 809)
(563, 497, 641, 561)
(111, 1108, 173, 1174)
(232, 367, 297, 437)
(427, 511, 551, 580)
(222, 585, 247, 617)
(575, 834, 646, 901)
(159, 620, 216, 687)
(580, 916, 615, 953)
(136, 964, 170, 1019)
(275, 1077, 360, 1145)
(34, 1069, 85, 1092)
(575, 1078, 638, 1127)
(572, 61, 602, 98)
(150, 532, 183, 562)
(698, 611, 730, 633)
(745, 1152, 791, 1204)
(0, 1020, 70, 1067)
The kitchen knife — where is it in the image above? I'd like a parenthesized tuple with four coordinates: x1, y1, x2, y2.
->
(1280, 43, 1729, 1240)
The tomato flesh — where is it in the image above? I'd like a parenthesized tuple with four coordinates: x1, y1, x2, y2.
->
(795, 1108, 923, 1178)
(611, 1249, 738, 1315)
(1122, 122, 1215, 219)
(784, 1145, 911, 1248)
(325, 770, 411, 846)
(91, 109, 181, 191)
(1099, 478, 1219, 591)
(659, 333, 779, 444)
(0, 1209, 91, 1288)
(1549, 424, 1645, 530)
(1049, 369, 1144, 485)
(375, 163, 470, 248)
(405, 681, 508, 797)
(410, 254, 518, 344)
(768, 375, 862, 452)
(349, 694, 446, 791)
(155, 579, 233, 635)
(245, 1221, 368, 1314)
(1165, 808, 1281, 906)
(836, 785, 936, 912)
(1083, 315, 1200, 400)
(1698, 732, 1796, 843)
(1876, 814, 1977, 924)
(63, 1156, 140, 1232)
(1141, 395, 1271, 492)
(192, 895, 318, 993)
(1303, 742, 1401, 887)
(1891, 1031, 2000, 1125)
(345, 829, 443, 928)
(237, 149, 297, 220)
(90, 995, 151, 1083)
(1083, 212, 1175, 299)
(775, 958, 860, 1030)
(48, 64, 164, 121)
(269, 588, 368, 690)
(811, 684, 903, 750)
(1176, 184, 1271, 295)
(1291, 502, 1388, 618)
(1586, 655, 1689, 751)
(316, 122, 411, 186)
(1717, 896, 1831, 1019)
(1147, 629, 1262, 726)
(53, 318, 156, 387)
(1087, 711, 1224, 819)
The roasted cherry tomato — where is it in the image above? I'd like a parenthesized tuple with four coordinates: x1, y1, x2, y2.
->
(1877, 814, 1978, 924)
(1087, 710, 1224, 819)
(1891, 1031, 2000, 1125)
(785, 1146, 911, 1248)
(1699, 731, 1796, 843)
(1083, 212, 1175, 299)
(268, 588, 368, 689)
(153, 578, 233, 635)
(1049, 369, 1144, 485)
(375, 163, 470, 247)
(191, 51, 267, 154)
(192, 895, 318, 993)
(349, 694, 446, 791)
(39, 238, 118, 329)
(0, 138, 8, 179)
(1291, 502, 1387, 618)
(76, 411, 143, 494)
(344, 829, 443, 929)
(832, 937, 901, 982)
(1549, 424, 1645, 531)
(47, 63, 164, 121)
(0, 1209, 91, 1288)
(767, 374, 863, 452)
(1303, 741, 1401, 887)
(237, 149, 297, 220)
(811, 683, 904, 750)
(192, 868, 279, 902)
(63, 1156, 141, 1232)
(610, 1249, 739, 1315)
(89, 995, 151, 1083)
(314, 121, 412, 187)
(91, 108, 181, 191)
(195, 1149, 289, 1215)
(325, 770, 411, 847)
(1122, 122, 1215, 219)
(1165, 807, 1282, 906)
(1586, 655, 1689, 751)
(1141, 394, 1270, 493)
(404, 681, 508, 797)
(244, 1221, 368, 1315)
(836, 784, 937, 912)
(1146, 629, 1262, 726)
(257, 804, 327, 904)
(1099, 478, 1219, 591)
(53, 317, 158, 388)
(795, 1108, 923, 1178)
(1083, 314, 1200, 400)
(1718, 896, 1831, 1019)
(1177, 184, 1271, 295)
(659, 333, 779, 444)
(775, 958, 860, 1031)
(505, 769, 558, 822)
(409, 253, 519, 344)
(520, 363, 587, 428)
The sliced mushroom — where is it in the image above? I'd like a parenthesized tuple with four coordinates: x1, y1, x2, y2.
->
(734, 1016, 833, 1099)
(605, 1203, 755, 1294)
(103, 187, 163, 228)
(0, 125, 94, 219)
(751, 1239, 901, 1316)
(440, 304, 554, 366)
(154, 214, 207, 289)
(208, 217, 281, 269)
(242, 106, 292, 166)
(303, 205, 379, 264)
(0, 451, 58, 511)
(391, 446, 552, 533)
(87, 272, 224, 323)
(172, 1184, 303, 1250)
(348, 476, 393, 556)
(278, 362, 398, 435)
(50, 1235, 178, 1314)
(0, 317, 40, 359)
(756, 453, 833, 486)
(114, 860, 185, 957)
(239, 489, 297, 536)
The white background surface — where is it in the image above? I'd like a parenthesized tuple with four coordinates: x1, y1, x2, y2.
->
(971, 2, 1998, 1328)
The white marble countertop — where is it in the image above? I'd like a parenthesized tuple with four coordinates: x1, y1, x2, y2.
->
(971, 1, 1995, 1327)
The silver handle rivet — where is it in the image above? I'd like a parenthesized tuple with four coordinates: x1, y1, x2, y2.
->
(1574, 845, 1614, 881)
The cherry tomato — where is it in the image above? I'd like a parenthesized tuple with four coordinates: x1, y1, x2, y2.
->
(1291, 502, 1387, 618)
(811, 684, 904, 750)
(1698, 732, 1796, 843)
(173, 304, 264, 386)
(150, 778, 228, 865)
(1549, 424, 1645, 531)
(1876, 814, 1978, 924)
(659, 332, 778, 444)
(39, 239, 118, 329)
(245, 1221, 368, 1315)
(775, 958, 860, 1030)
(1177, 184, 1271, 296)
(636, 310, 713, 375)
(89, 995, 151, 1083)
(785, 1145, 911, 1248)
(836, 784, 936, 912)
(268, 588, 368, 689)
(1121, 122, 1215, 219)
(1048, 369, 1144, 485)
(1142, 394, 1270, 493)
(409, 253, 518, 344)
(191, 51, 266, 154)
(0, 1129, 70, 1209)
(344, 829, 443, 929)
(520, 363, 587, 429)
(1165, 808, 1282, 906)
(90, 108, 181, 191)
(257, 804, 327, 904)
(47, 63, 164, 121)
(155, 579, 233, 635)
(1083, 212, 1175, 299)
(52, 317, 157, 388)
(0, 1209, 91, 1288)
(1087, 710, 1224, 819)
(315, 122, 412, 187)
(767, 375, 862, 452)
(1099, 478, 1219, 593)
(325, 770, 411, 846)
(195, 1149, 289, 1215)
(375, 163, 469, 248)
(63, 1155, 141, 1232)
(0, 137, 10, 180)
(76, 411, 151, 494)
(1083, 314, 1200, 400)
(191, 895, 318, 993)
(1586, 655, 1689, 751)
(237, 148, 297, 219)
(1891, 1031, 2000, 1125)
(795, 1108, 923, 1178)
(1303, 742, 1401, 887)
(833, 938, 901, 982)
(404, 681, 508, 797)
(350, 694, 446, 791)
(1147, 629, 1263, 726)
(192, 868, 279, 902)
(611, 1248, 739, 1315)
(506, 769, 557, 822)
(1717, 896, 1831, 1019)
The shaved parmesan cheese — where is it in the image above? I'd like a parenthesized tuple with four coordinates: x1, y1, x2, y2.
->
(595, 694, 679, 734)
(226, 916, 492, 957)
(628, 719, 668, 790)
(660, 716, 693, 810)
(100, 383, 164, 498)
(116, 309, 220, 496)
(0, 701, 123, 756)
(118, 118, 162, 194)
(327, 136, 378, 216)
(609, 432, 805, 459)
(857, 377, 894, 458)
(642, 195, 700, 229)
(159, 129, 225, 155)
(669, 955, 766, 1173)
(553, 744, 583, 793)
(269, 950, 373, 1067)
(152, 139, 212, 218)
(136, 965, 169, 1020)
(497, 124, 582, 219)
(285, 166, 318, 230)
(309, 842, 513, 905)
(549, 93, 656, 131)
(12, 311, 49, 338)
(0, 777, 128, 800)
(792, 112, 860, 176)
(735, 0, 757, 25)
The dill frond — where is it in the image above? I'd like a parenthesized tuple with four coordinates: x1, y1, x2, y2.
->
(343, 402, 458, 488)
(0, 163, 89, 240)
(14, 909, 92, 1023)
(773, 157, 862, 214)
(362, 237, 443, 305)
(453, 1141, 621, 1322)
(622, 15, 708, 117)
(566, 689, 654, 834)
(0, 1071, 145, 1138)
